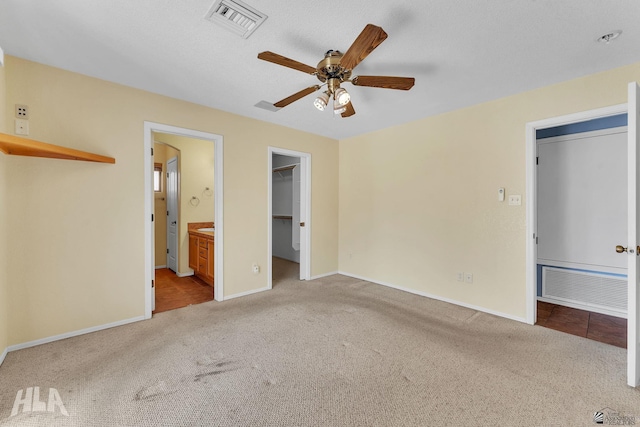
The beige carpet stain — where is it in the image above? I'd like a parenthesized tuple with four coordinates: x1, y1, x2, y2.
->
(0, 265, 639, 426)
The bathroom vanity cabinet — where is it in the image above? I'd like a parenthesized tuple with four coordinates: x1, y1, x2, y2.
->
(188, 229, 214, 286)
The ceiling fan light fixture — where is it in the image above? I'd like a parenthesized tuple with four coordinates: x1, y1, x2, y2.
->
(313, 92, 330, 111)
(334, 87, 350, 106)
(333, 97, 347, 115)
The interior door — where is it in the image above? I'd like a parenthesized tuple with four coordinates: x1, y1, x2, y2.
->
(298, 158, 308, 280)
(166, 156, 178, 273)
(292, 165, 301, 253)
(628, 82, 640, 387)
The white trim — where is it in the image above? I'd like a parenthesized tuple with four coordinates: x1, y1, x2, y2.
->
(525, 103, 628, 325)
(309, 271, 339, 280)
(338, 271, 528, 324)
(176, 271, 195, 278)
(155, 265, 167, 269)
(267, 147, 312, 290)
(0, 347, 7, 366)
(5, 316, 145, 353)
(224, 286, 270, 300)
(144, 121, 224, 316)
(0, 45, 4, 67)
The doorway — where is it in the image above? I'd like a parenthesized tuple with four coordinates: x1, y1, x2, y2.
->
(268, 147, 311, 288)
(525, 94, 640, 387)
(144, 122, 224, 320)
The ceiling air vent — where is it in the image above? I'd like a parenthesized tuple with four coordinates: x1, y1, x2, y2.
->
(205, 0, 267, 39)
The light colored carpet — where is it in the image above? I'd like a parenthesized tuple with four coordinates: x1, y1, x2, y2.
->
(1, 271, 639, 426)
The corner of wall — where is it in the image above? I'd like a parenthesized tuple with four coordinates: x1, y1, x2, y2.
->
(0, 52, 9, 364)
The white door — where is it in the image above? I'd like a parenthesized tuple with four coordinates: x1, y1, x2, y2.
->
(627, 82, 640, 387)
(292, 165, 301, 253)
(166, 157, 178, 273)
(298, 158, 308, 280)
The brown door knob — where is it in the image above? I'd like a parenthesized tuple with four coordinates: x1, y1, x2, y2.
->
(616, 245, 628, 253)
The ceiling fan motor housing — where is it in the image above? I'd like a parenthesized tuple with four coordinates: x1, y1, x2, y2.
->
(316, 50, 351, 84)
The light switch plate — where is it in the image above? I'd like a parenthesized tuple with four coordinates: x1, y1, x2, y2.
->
(508, 195, 522, 206)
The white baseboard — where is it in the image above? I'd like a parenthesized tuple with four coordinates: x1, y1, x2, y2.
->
(309, 271, 339, 280)
(155, 265, 167, 269)
(224, 286, 270, 301)
(0, 346, 7, 366)
(338, 271, 528, 324)
(176, 271, 194, 278)
(5, 316, 146, 354)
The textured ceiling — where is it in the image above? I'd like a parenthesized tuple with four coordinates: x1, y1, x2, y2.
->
(0, 0, 639, 140)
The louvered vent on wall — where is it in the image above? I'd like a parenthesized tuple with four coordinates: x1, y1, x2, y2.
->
(542, 266, 627, 317)
(205, 0, 267, 39)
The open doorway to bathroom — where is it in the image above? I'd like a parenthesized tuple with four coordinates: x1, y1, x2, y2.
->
(152, 134, 215, 313)
(144, 121, 224, 319)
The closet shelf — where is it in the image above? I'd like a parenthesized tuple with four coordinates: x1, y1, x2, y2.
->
(0, 132, 116, 164)
(272, 165, 296, 173)
(273, 215, 293, 220)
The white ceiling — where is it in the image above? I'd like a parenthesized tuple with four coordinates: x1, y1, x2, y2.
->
(0, 0, 639, 140)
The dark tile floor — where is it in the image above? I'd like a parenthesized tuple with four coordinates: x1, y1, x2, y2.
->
(536, 301, 627, 348)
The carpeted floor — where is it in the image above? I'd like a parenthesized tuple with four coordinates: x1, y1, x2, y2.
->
(1, 272, 639, 426)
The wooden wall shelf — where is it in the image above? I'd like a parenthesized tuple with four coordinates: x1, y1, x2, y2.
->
(0, 132, 115, 164)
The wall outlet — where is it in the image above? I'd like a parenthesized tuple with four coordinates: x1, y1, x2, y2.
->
(465, 273, 473, 284)
(457, 272, 464, 282)
(15, 119, 29, 136)
(15, 104, 29, 119)
(252, 263, 260, 274)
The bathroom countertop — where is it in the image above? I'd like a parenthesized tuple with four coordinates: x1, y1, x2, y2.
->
(188, 222, 214, 239)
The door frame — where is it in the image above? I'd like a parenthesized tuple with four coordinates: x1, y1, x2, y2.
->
(525, 103, 628, 325)
(144, 122, 224, 320)
(166, 156, 179, 272)
(267, 147, 311, 287)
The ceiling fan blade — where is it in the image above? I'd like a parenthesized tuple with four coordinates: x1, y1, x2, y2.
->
(258, 51, 317, 75)
(340, 24, 388, 71)
(351, 75, 415, 90)
(273, 85, 321, 108)
(341, 101, 356, 118)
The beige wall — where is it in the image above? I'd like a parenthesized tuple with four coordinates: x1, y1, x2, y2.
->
(154, 134, 215, 274)
(3, 56, 339, 346)
(0, 59, 8, 357)
(339, 62, 640, 320)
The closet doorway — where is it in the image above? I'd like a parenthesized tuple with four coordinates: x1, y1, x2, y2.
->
(268, 147, 311, 288)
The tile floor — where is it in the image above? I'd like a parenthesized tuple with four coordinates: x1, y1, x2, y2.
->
(536, 301, 627, 348)
(153, 268, 214, 314)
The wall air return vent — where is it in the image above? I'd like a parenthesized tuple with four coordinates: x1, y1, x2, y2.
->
(205, 0, 267, 39)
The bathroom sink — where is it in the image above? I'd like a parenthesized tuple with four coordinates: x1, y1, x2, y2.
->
(197, 227, 214, 232)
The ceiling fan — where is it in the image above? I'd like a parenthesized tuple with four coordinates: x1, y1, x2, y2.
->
(257, 24, 415, 118)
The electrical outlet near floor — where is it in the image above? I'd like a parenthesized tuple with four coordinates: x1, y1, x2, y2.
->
(252, 263, 260, 274)
(465, 273, 473, 284)
(457, 272, 464, 282)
